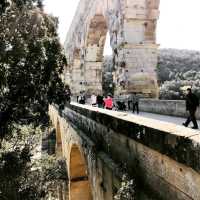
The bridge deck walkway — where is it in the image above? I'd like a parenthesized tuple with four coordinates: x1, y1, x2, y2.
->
(129, 111, 200, 128)
(70, 102, 200, 132)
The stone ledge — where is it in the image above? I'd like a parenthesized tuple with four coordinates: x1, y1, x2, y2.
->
(63, 102, 200, 173)
(70, 102, 199, 137)
(51, 103, 200, 200)
(140, 99, 200, 119)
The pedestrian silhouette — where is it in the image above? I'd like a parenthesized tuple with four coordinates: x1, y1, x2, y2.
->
(183, 88, 199, 129)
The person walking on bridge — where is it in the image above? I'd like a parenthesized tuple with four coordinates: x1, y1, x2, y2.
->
(130, 92, 139, 114)
(78, 91, 86, 105)
(104, 94, 113, 110)
(97, 94, 104, 108)
(65, 85, 71, 104)
(91, 93, 97, 106)
(183, 88, 199, 129)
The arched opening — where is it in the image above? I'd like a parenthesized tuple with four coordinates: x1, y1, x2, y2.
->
(102, 32, 114, 95)
(70, 48, 83, 96)
(103, 32, 112, 56)
(83, 14, 110, 95)
(69, 144, 92, 200)
(66, 0, 160, 98)
(56, 121, 63, 157)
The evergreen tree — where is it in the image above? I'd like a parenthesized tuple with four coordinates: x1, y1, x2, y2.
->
(0, 1, 68, 199)
(0, 0, 67, 139)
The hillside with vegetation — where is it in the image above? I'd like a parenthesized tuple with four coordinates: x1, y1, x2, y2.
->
(103, 49, 200, 99)
(158, 49, 200, 99)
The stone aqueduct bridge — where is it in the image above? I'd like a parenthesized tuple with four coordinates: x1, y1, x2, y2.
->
(50, 0, 200, 199)
(63, 0, 160, 97)
(49, 103, 200, 200)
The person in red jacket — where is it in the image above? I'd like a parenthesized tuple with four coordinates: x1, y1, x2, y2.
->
(104, 94, 113, 110)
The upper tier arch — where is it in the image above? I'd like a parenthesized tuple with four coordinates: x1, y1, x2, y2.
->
(64, 0, 160, 97)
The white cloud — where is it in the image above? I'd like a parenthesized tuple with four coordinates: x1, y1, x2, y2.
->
(44, 0, 200, 51)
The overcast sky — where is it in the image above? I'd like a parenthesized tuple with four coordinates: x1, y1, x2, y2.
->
(44, 0, 200, 54)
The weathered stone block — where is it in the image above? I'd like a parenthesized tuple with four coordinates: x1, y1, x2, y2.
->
(49, 103, 200, 200)
(64, 0, 160, 97)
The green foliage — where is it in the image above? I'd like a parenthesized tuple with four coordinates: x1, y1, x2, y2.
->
(0, 125, 41, 200)
(158, 49, 200, 83)
(102, 56, 114, 96)
(158, 49, 200, 99)
(103, 49, 200, 100)
(0, 147, 33, 200)
(0, 125, 67, 200)
(0, 151, 67, 200)
(0, 0, 67, 139)
(114, 175, 136, 200)
(0, 0, 44, 14)
(0, 1, 68, 199)
(0, 0, 10, 14)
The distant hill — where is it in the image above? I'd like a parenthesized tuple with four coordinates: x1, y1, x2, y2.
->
(158, 49, 200, 99)
(103, 49, 200, 99)
(102, 56, 114, 95)
(158, 49, 200, 82)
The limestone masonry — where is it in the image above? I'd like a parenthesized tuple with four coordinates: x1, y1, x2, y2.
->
(50, 103, 200, 200)
(63, 0, 160, 97)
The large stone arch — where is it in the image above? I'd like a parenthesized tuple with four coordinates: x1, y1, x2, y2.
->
(70, 48, 83, 95)
(49, 105, 127, 199)
(84, 13, 108, 95)
(51, 115, 94, 200)
(64, 0, 160, 98)
(69, 144, 93, 200)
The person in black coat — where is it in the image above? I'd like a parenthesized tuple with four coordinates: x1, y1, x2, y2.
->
(78, 91, 86, 104)
(97, 95, 104, 108)
(65, 86, 71, 104)
(183, 88, 199, 129)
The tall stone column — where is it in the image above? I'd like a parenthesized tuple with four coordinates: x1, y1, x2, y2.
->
(114, 44, 159, 97)
(84, 44, 104, 95)
(64, 0, 160, 98)
(113, 0, 160, 98)
(63, 65, 71, 87)
(82, 13, 108, 95)
(71, 58, 84, 96)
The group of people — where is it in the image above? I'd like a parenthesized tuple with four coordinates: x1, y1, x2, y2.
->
(88, 89, 200, 129)
(91, 94, 113, 109)
(71, 87, 200, 130)
(115, 93, 140, 114)
(78, 93, 114, 110)
(88, 92, 140, 113)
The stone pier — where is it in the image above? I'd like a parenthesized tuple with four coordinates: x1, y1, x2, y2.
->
(64, 0, 160, 97)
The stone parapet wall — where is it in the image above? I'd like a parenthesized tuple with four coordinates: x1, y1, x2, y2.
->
(139, 99, 200, 119)
(50, 103, 200, 200)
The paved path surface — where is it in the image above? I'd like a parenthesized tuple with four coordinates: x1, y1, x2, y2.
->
(74, 102, 200, 128)
(129, 111, 200, 128)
